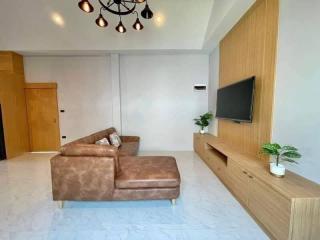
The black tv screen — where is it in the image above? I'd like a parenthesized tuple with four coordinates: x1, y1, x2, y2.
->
(216, 77, 255, 122)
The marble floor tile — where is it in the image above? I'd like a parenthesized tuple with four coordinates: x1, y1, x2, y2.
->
(0, 152, 269, 240)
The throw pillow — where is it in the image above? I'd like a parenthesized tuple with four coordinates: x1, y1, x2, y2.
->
(109, 132, 122, 147)
(95, 137, 110, 145)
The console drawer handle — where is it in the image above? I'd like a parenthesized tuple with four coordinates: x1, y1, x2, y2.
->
(243, 171, 247, 175)
(248, 175, 254, 179)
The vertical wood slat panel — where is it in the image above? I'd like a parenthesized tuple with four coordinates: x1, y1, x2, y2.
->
(218, 0, 279, 161)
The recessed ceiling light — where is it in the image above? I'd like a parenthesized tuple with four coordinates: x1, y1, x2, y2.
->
(51, 12, 65, 27)
(154, 13, 165, 27)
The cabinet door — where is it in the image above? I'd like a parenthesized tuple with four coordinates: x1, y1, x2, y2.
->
(207, 152, 227, 182)
(248, 176, 291, 240)
(227, 159, 250, 205)
(194, 134, 206, 159)
(193, 134, 202, 156)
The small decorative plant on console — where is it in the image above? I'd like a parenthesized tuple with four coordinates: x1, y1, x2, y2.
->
(261, 143, 301, 177)
(194, 112, 213, 134)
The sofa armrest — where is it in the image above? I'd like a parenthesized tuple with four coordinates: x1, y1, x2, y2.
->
(120, 136, 140, 143)
(50, 155, 115, 200)
(60, 143, 118, 158)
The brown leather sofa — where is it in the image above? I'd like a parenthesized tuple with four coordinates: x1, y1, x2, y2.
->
(61, 127, 140, 157)
(50, 128, 180, 207)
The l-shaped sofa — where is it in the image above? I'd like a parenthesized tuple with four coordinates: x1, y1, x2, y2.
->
(50, 127, 181, 207)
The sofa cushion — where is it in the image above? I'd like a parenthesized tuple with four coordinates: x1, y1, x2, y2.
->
(119, 142, 139, 156)
(68, 128, 117, 145)
(95, 138, 110, 145)
(116, 156, 180, 189)
(109, 132, 122, 147)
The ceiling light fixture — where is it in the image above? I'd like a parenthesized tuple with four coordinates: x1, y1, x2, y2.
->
(141, 3, 153, 19)
(115, 18, 126, 33)
(154, 12, 165, 27)
(132, 11, 144, 31)
(96, 10, 108, 27)
(51, 12, 65, 27)
(78, 0, 153, 33)
(78, 0, 94, 13)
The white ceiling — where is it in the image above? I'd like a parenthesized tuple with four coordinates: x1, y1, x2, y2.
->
(0, 0, 255, 55)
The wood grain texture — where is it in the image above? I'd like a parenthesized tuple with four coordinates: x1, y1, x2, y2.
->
(218, 0, 279, 161)
(193, 133, 206, 159)
(205, 146, 227, 182)
(25, 85, 60, 151)
(194, 133, 320, 240)
(25, 83, 57, 89)
(249, 175, 291, 240)
(202, 134, 320, 198)
(0, 51, 24, 74)
(0, 52, 12, 72)
(0, 52, 30, 158)
(228, 159, 250, 205)
(290, 198, 320, 240)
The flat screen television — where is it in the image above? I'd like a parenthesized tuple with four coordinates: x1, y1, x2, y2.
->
(216, 76, 255, 123)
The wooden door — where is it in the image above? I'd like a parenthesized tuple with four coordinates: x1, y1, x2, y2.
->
(25, 83, 60, 151)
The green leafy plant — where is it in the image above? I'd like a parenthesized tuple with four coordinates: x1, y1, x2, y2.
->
(261, 143, 302, 166)
(194, 112, 213, 131)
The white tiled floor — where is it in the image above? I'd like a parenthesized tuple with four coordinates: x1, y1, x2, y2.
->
(0, 152, 269, 240)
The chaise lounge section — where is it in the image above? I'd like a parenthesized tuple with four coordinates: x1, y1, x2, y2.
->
(50, 128, 181, 207)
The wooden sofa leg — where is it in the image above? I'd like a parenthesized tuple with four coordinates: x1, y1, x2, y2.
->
(171, 199, 176, 205)
(58, 201, 64, 209)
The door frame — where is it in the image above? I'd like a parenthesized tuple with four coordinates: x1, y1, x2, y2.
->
(25, 82, 61, 151)
(0, 104, 6, 160)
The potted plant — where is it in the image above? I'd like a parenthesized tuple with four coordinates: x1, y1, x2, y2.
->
(194, 112, 213, 134)
(261, 143, 301, 177)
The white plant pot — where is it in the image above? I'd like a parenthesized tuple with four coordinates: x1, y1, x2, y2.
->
(270, 163, 285, 177)
(200, 130, 205, 134)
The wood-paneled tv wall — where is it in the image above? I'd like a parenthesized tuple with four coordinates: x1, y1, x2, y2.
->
(218, 0, 279, 160)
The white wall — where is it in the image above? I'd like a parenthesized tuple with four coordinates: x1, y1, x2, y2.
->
(203, 0, 255, 51)
(24, 56, 113, 145)
(208, 47, 220, 136)
(120, 54, 209, 151)
(272, 0, 320, 183)
(24, 54, 209, 150)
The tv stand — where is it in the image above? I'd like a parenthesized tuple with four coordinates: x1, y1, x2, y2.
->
(194, 133, 320, 240)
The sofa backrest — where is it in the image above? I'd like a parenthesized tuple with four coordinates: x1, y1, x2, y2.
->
(63, 127, 117, 147)
(59, 127, 121, 175)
